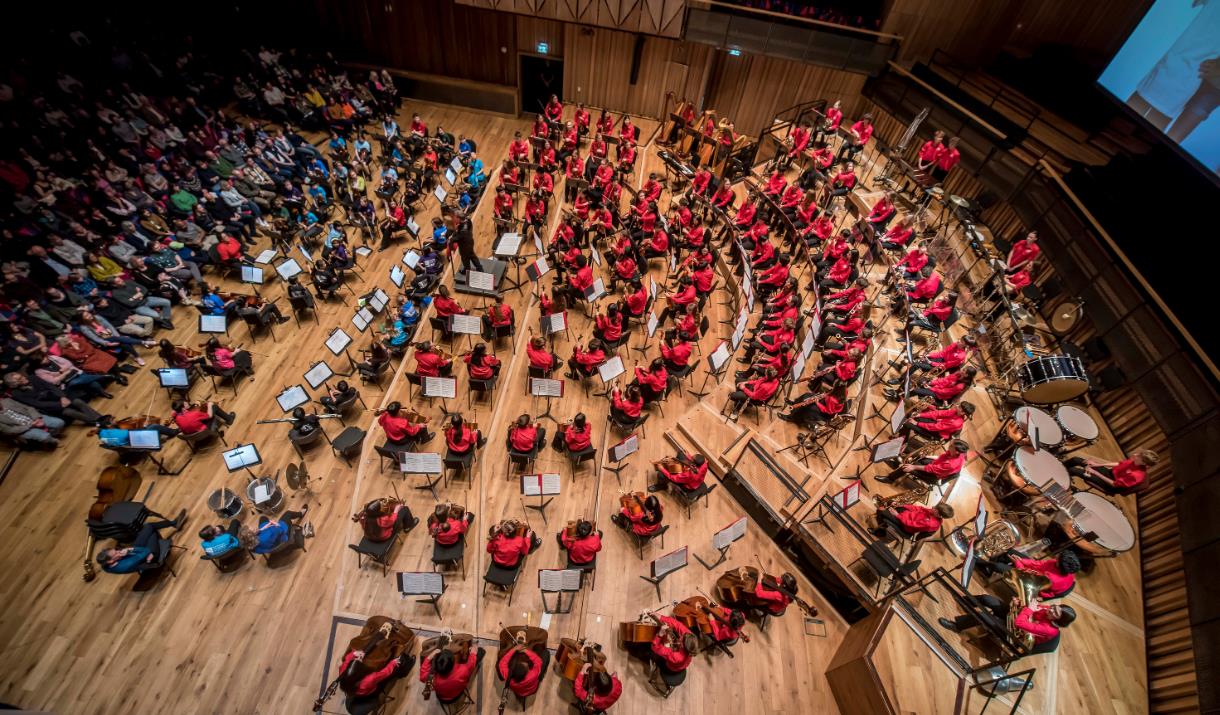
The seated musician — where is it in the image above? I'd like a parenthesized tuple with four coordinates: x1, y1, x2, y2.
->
(556, 412, 595, 457)
(870, 503, 953, 539)
(507, 414, 546, 455)
(838, 113, 874, 162)
(1064, 448, 1157, 494)
(508, 131, 529, 163)
(358, 342, 391, 379)
(493, 186, 514, 221)
(566, 338, 606, 379)
(200, 284, 238, 319)
(238, 296, 289, 328)
(631, 358, 669, 403)
(287, 408, 321, 441)
(660, 330, 693, 373)
(497, 641, 548, 699)
(762, 169, 787, 198)
(903, 401, 975, 442)
(463, 342, 501, 380)
(412, 341, 453, 377)
(891, 366, 977, 404)
(707, 604, 747, 653)
(878, 439, 969, 485)
(820, 308, 868, 344)
(526, 336, 560, 375)
(865, 191, 897, 233)
(975, 550, 1080, 600)
(429, 504, 475, 546)
(557, 519, 603, 566)
(733, 199, 758, 230)
(908, 290, 958, 334)
(710, 181, 735, 212)
(199, 521, 246, 557)
(938, 596, 1075, 655)
(658, 276, 697, 326)
(739, 318, 796, 363)
(900, 333, 975, 379)
(319, 380, 359, 414)
(737, 345, 793, 384)
(486, 521, 540, 570)
(904, 267, 943, 303)
(649, 615, 696, 676)
(611, 494, 664, 536)
(378, 401, 433, 447)
(481, 300, 514, 339)
(690, 167, 713, 197)
(724, 367, 780, 421)
(354, 498, 419, 543)
(823, 161, 856, 203)
(806, 348, 863, 393)
(802, 210, 835, 249)
(338, 643, 414, 701)
(896, 244, 930, 277)
(609, 385, 644, 424)
(822, 278, 869, 318)
(204, 337, 253, 373)
(419, 645, 485, 703)
(157, 340, 207, 372)
(574, 663, 623, 714)
(651, 452, 709, 493)
(171, 399, 235, 435)
(780, 385, 847, 426)
(567, 255, 595, 302)
(822, 327, 872, 365)
(445, 414, 486, 457)
(432, 284, 466, 321)
(312, 260, 341, 298)
(594, 304, 625, 346)
(97, 508, 187, 574)
(755, 572, 799, 616)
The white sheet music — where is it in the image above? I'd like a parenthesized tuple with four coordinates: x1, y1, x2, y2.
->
(539, 569, 583, 592)
(598, 355, 625, 383)
(584, 278, 605, 302)
(450, 156, 463, 173)
(433, 185, 448, 203)
(713, 517, 747, 551)
(326, 328, 352, 355)
(403, 250, 420, 269)
(810, 313, 823, 343)
(156, 368, 189, 388)
(352, 309, 372, 332)
(407, 216, 420, 236)
(801, 328, 818, 360)
(370, 289, 389, 312)
(872, 436, 905, 463)
(708, 342, 731, 372)
(833, 481, 862, 510)
(520, 473, 562, 497)
(400, 452, 443, 474)
(590, 248, 602, 266)
(444, 168, 457, 186)
(652, 546, 688, 578)
(127, 430, 161, 450)
(542, 312, 566, 335)
(240, 265, 264, 284)
(222, 444, 261, 472)
(275, 258, 303, 280)
(398, 571, 444, 596)
(276, 385, 310, 412)
(496, 232, 522, 257)
(527, 257, 550, 281)
(646, 311, 659, 338)
(304, 362, 334, 389)
(889, 400, 906, 435)
(254, 249, 278, 265)
(199, 314, 227, 334)
(253, 483, 271, 504)
(450, 314, 482, 335)
(423, 376, 457, 399)
(730, 309, 749, 350)
(390, 265, 406, 288)
(609, 434, 639, 462)
(791, 353, 807, 383)
(529, 377, 563, 398)
(467, 271, 495, 291)
(298, 244, 314, 265)
(355, 246, 373, 257)
(534, 235, 544, 255)
(650, 276, 658, 298)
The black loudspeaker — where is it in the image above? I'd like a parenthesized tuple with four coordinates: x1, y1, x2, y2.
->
(629, 34, 644, 85)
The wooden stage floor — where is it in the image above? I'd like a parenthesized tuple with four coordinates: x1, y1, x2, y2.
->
(0, 101, 1147, 715)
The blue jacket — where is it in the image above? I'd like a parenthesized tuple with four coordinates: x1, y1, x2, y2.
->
(253, 521, 289, 554)
(104, 547, 151, 574)
(202, 533, 239, 557)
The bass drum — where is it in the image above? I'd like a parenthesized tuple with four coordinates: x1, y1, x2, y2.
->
(1017, 355, 1088, 405)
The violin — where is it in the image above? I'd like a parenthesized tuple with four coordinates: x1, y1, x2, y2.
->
(488, 518, 526, 540)
(219, 291, 264, 308)
(619, 491, 647, 519)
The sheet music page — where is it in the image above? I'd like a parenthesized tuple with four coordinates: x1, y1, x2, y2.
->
(872, 436, 905, 463)
(276, 385, 309, 412)
(598, 356, 625, 383)
(451, 314, 483, 335)
(468, 271, 495, 291)
(540, 473, 562, 495)
(521, 474, 542, 497)
(889, 400, 906, 435)
(423, 376, 457, 399)
(713, 517, 747, 550)
(275, 258, 302, 280)
(653, 546, 688, 577)
(530, 377, 563, 398)
(496, 232, 522, 256)
(304, 362, 333, 389)
(708, 342, 731, 372)
(398, 571, 444, 596)
(326, 329, 352, 355)
(254, 249, 278, 264)
(401, 452, 443, 474)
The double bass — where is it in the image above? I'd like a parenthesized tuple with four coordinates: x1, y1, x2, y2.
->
(82, 465, 142, 581)
(313, 616, 416, 710)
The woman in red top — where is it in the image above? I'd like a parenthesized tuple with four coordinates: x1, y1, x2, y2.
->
(486, 521, 538, 568)
(574, 665, 623, 712)
(1065, 448, 1157, 494)
(916, 130, 946, 172)
(660, 330, 693, 372)
(481, 301, 514, 339)
(824, 160, 856, 202)
(506, 413, 544, 454)
(648, 615, 696, 674)
(462, 342, 500, 380)
(545, 95, 564, 123)
(940, 596, 1074, 655)
(725, 367, 780, 420)
(558, 412, 594, 454)
(377, 401, 433, 446)
(871, 503, 954, 538)
(865, 191, 896, 232)
(822, 100, 844, 137)
(931, 136, 960, 182)
(171, 399, 234, 435)
(557, 519, 602, 565)
(613, 494, 663, 536)
(428, 504, 475, 546)
(419, 647, 485, 703)
(610, 385, 644, 424)
(338, 646, 413, 700)
(975, 550, 1081, 600)
(444, 414, 485, 456)
(493, 186, 514, 220)
(567, 338, 606, 378)
(711, 182, 735, 210)
(652, 452, 708, 492)
(901, 365, 976, 405)
(412, 341, 453, 377)
(754, 572, 798, 616)
(432, 285, 466, 318)
(879, 439, 969, 485)
(354, 497, 418, 543)
(632, 357, 669, 403)
(905, 402, 975, 441)
(497, 645, 547, 698)
(526, 336, 559, 374)
(594, 304, 625, 345)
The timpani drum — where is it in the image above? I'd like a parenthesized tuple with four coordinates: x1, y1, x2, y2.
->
(245, 477, 284, 514)
(1001, 446, 1070, 498)
(1055, 404, 1099, 449)
(207, 488, 243, 519)
(1005, 406, 1063, 450)
(1060, 492, 1135, 556)
(1017, 355, 1089, 405)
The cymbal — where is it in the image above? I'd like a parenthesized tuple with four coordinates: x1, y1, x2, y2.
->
(948, 194, 971, 208)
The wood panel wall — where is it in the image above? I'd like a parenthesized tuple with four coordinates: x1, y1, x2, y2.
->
(1003, 0, 1151, 64)
(457, 0, 687, 38)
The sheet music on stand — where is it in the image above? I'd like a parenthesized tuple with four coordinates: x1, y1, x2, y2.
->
(712, 517, 747, 550)
(444, 168, 457, 186)
(156, 368, 190, 388)
(538, 569, 583, 592)
(407, 216, 420, 237)
(871, 436, 905, 463)
(810, 313, 823, 343)
(326, 328, 353, 356)
(525, 257, 550, 281)
(128, 430, 162, 450)
(467, 270, 496, 292)
(832, 481, 862, 510)
(652, 546, 688, 578)
(791, 352, 807, 383)
(276, 384, 310, 412)
(222, 443, 262, 472)
(801, 328, 818, 360)
(298, 244, 314, 265)
(240, 264, 264, 285)
(390, 264, 406, 288)
(400, 452, 443, 474)
(541, 311, 567, 335)
(433, 185, 448, 203)
(708, 342, 731, 373)
(649, 277, 658, 299)
(730, 308, 750, 350)
(304, 361, 334, 389)
(369, 289, 389, 312)
(646, 310, 659, 338)
(529, 377, 564, 398)
(254, 249, 278, 265)
(355, 246, 373, 258)
(423, 376, 457, 399)
(450, 156, 463, 173)
(352, 308, 373, 333)
(583, 278, 606, 303)
(590, 247, 602, 266)
(402, 250, 421, 269)
(450, 314, 482, 335)
(889, 400, 906, 435)
(398, 571, 444, 596)
(598, 356, 625, 383)
(608, 434, 639, 463)
(199, 314, 227, 334)
(494, 232, 522, 257)
(275, 258, 303, 280)
(520, 473, 562, 497)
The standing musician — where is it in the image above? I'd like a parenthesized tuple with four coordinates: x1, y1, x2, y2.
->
(429, 503, 475, 546)
(931, 136, 961, 183)
(353, 498, 419, 543)
(377, 401, 433, 447)
(574, 661, 623, 714)
(611, 493, 663, 536)
(486, 520, 541, 569)
(557, 519, 602, 566)
(916, 130, 946, 175)
(938, 596, 1074, 655)
(650, 452, 709, 493)
(1004, 231, 1040, 274)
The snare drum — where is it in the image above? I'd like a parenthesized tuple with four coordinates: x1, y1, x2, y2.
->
(207, 488, 243, 519)
(1017, 355, 1089, 405)
(246, 478, 284, 513)
(1059, 492, 1135, 555)
(1001, 446, 1070, 498)
(1005, 406, 1063, 449)
(1055, 404, 1099, 448)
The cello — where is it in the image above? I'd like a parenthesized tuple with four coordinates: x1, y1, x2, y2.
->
(420, 630, 475, 701)
(672, 596, 715, 636)
(313, 616, 415, 710)
(554, 637, 607, 681)
(82, 465, 142, 581)
(497, 624, 549, 714)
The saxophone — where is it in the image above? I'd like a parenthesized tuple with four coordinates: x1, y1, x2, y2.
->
(871, 480, 932, 509)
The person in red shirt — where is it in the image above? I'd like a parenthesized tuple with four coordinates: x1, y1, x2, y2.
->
(939, 596, 1074, 655)
(336, 637, 415, 701)
(612, 493, 663, 536)
(428, 503, 475, 546)
(377, 401, 433, 447)
(567, 338, 606, 379)
(823, 161, 857, 204)
(557, 412, 594, 455)
(763, 169, 787, 198)
(482, 300, 515, 340)
(660, 330, 693, 372)
(500, 159, 522, 187)
(1065, 448, 1157, 494)
(651, 451, 709, 493)
(532, 169, 555, 196)
(170, 399, 234, 435)
(897, 366, 977, 404)
(545, 95, 564, 123)
(493, 186, 515, 221)
(432, 285, 466, 319)
(594, 304, 625, 345)
(878, 439, 969, 485)
(444, 414, 485, 457)
(780, 386, 847, 426)
(904, 402, 975, 441)
(931, 136, 960, 182)
(865, 191, 896, 233)
(526, 336, 560, 375)
(412, 341, 453, 377)
(506, 413, 546, 455)
(871, 503, 954, 538)
(741, 319, 796, 362)
(497, 643, 547, 698)
(409, 113, 427, 136)
(1006, 231, 1040, 273)
(575, 103, 591, 135)
(353, 497, 419, 543)
(622, 279, 650, 319)
(975, 550, 1080, 600)
(711, 181, 735, 210)
(904, 267, 942, 302)
(907, 334, 975, 377)
(690, 168, 712, 197)
(821, 100, 844, 139)
(573, 663, 623, 713)
(725, 367, 780, 420)
(916, 130, 946, 173)
(753, 572, 799, 616)
(619, 115, 637, 145)
(419, 645, 485, 704)
(838, 113, 874, 162)
(789, 121, 811, 157)
(647, 615, 696, 680)
(508, 131, 530, 163)
(486, 520, 539, 568)
(631, 357, 669, 403)
(566, 255, 595, 301)
(610, 385, 644, 424)
(557, 518, 602, 565)
(462, 342, 501, 380)
(896, 244, 930, 276)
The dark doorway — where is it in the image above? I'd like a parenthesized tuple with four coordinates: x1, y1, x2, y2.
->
(519, 55, 564, 117)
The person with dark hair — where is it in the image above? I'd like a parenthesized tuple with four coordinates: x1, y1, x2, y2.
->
(171, 399, 234, 435)
(354, 498, 419, 543)
(724, 367, 780, 421)
(445, 414, 486, 457)
(651, 452, 709, 493)
(631, 358, 669, 403)
(754, 572, 799, 616)
(97, 508, 187, 573)
(573, 662, 623, 713)
(939, 596, 1075, 655)
(567, 338, 606, 379)
(974, 550, 1081, 600)
(609, 384, 644, 424)
(902, 401, 975, 441)
(557, 519, 603, 565)
(411, 341, 453, 377)
(288, 407, 321, 441)
(462, 342, 500, 380)
(648, 613, 697, 683)
(319, 380, 358, 415)
(428, 504, 475, 546)
(507, 414, 546, 454)
(486, 520, 540, 568)
(199, 521, 245, 557)
(870, 503, 954, 539)
(877, 439, 969, 485)
(890, 365, 977, 404)
(497, 641, 548, 698)
(556, 412, 594, 456)
(611, 494, 663, 536)
(419, 645, 485, 703)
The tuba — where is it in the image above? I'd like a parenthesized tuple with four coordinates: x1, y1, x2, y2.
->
(947, 519, 1021, 561)
(1005, 571, 1046, 652)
